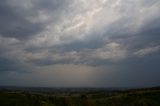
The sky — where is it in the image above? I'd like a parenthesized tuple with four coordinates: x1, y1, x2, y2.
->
(0, 0, 160, 88)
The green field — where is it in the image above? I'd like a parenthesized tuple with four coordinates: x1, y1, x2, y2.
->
(0, 87, 160, 106)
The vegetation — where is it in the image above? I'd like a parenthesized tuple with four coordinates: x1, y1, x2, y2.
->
(0, 87, 160, 106)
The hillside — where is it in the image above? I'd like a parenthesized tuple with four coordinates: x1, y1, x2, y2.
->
(0, 87, 160, 106)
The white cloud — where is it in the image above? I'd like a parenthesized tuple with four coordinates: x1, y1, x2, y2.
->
(134, 45, 160, 57)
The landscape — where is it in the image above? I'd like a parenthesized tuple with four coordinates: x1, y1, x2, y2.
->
(0, 86, 160, 106)
(0, 0, 160, 106)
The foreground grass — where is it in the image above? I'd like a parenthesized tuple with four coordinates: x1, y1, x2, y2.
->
(0, 88, 160, 106)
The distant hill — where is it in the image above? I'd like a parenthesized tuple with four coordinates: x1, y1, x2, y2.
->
(0, 86, 160, 106)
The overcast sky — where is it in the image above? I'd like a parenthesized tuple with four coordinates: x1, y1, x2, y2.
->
(0, 0, 160, 87)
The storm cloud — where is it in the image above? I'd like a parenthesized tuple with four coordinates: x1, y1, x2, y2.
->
(0, 0, 160, 87)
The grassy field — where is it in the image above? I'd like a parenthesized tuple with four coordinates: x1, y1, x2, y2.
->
(0, 87, 160, 106)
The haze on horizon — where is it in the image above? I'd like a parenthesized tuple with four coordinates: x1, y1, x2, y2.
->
(0, 0, 160, 88)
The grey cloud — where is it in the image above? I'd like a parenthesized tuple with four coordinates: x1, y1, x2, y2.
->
(0, 1, 43, 39)
(30, 58, 71, 66)
(0, 0, 160, 87)
(0, 57, 17, 72)
(0, 0, 72, 39)
(0, 57, 30, 73)
(27, 16, 160, 66)
(31, 5, 160, 66)
(90, 53, 160, 87)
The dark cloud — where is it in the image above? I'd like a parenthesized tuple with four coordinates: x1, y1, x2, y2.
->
(0, 57, 17, 72)
(0, 0, 160, 87)
(34, 0, 71, 11)
(0, 57, 29, 73)
(0, 1, 43, 39)
(0, 0, 72, 39)
(30, 58, 70, 66)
